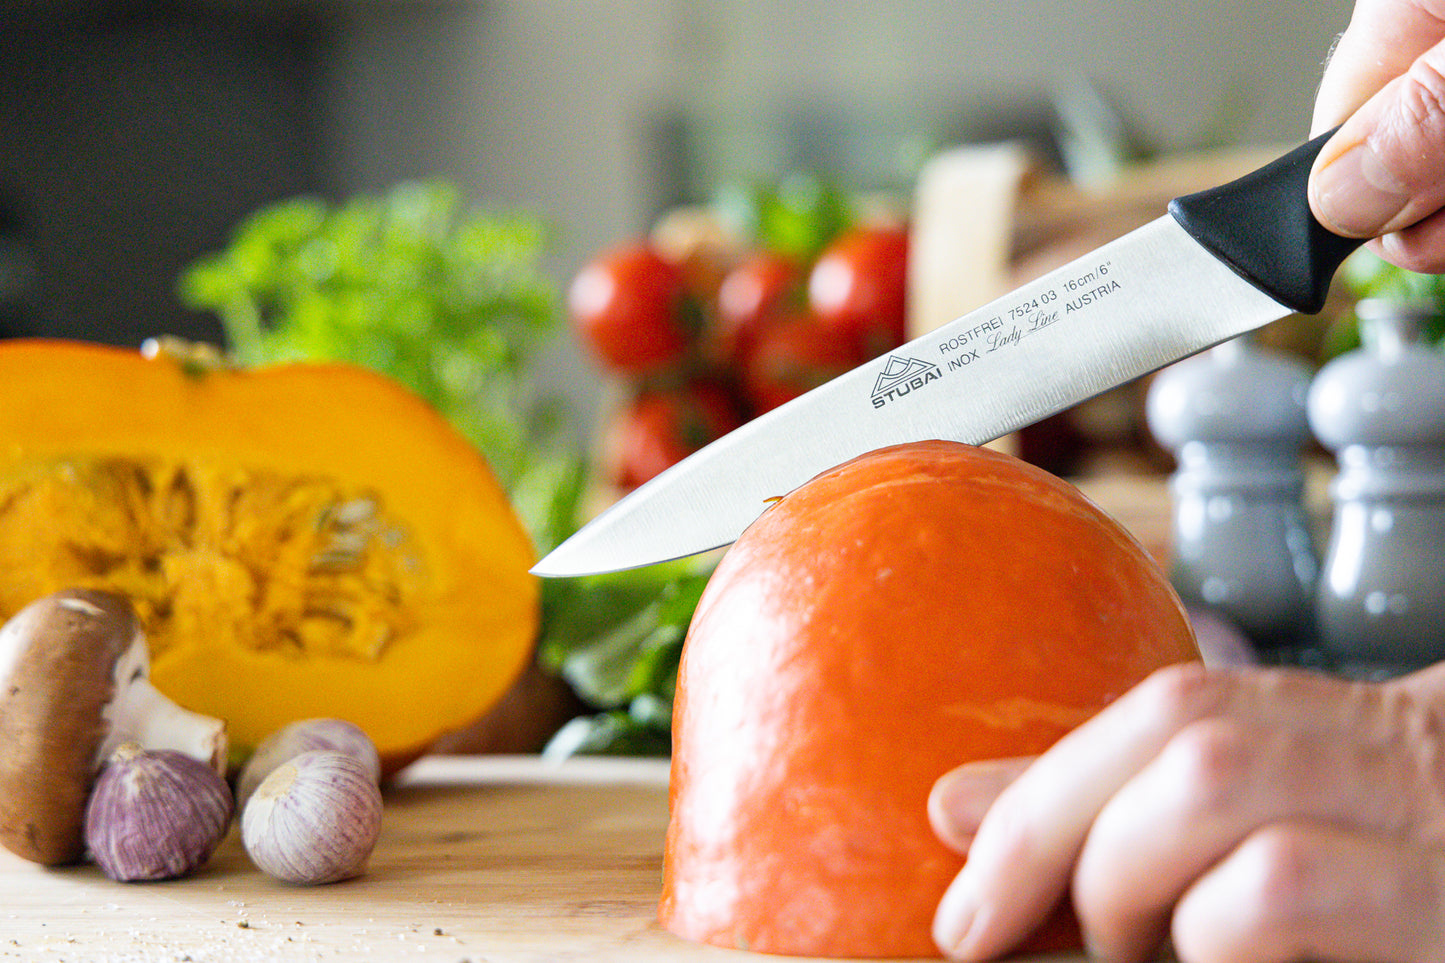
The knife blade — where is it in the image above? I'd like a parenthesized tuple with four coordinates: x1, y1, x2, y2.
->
(534, 130, 1363, 577)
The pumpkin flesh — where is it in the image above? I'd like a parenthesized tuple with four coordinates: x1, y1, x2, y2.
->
(0, 340, 539, 771)
(661, 440, 1199, 958)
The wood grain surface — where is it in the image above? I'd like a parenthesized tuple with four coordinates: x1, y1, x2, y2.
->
(0, 755, 1087, 962)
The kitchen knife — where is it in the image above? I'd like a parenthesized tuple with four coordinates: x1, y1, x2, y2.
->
(534, 130, 1363, 577)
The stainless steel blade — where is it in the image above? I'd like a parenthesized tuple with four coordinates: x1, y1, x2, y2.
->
(534, 214, 1287, 577)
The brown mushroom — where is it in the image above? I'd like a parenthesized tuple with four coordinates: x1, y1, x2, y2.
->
(0, 588, 227, 865)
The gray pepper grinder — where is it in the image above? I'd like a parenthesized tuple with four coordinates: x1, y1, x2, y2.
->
(1146, 335, 1319, 658)
(1309, 298, 1445, 678)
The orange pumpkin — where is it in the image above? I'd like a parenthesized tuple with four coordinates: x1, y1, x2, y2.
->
(661, 440, 1198, 958)
(0, 339, 539, 773)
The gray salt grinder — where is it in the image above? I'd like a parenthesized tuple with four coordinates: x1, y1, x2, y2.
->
(1309, 298, 1445, 678)
(1147, 336, 1319, 656)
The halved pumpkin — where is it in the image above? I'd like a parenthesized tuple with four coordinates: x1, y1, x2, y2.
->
(661, 440, 1199, 958)
(0, 338, 539, 773)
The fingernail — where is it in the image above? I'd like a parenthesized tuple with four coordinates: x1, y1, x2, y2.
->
(928, 770, 996, 850)
(1312, 139, 1410, 236)
(933, 877, 978, 957)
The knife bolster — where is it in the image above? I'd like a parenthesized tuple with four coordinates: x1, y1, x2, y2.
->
(1168, 128, 1362, 315)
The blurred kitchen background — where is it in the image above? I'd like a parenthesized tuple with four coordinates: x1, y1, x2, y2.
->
(2, 0, 1352, 425)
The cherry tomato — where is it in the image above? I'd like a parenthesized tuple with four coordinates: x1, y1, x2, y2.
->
(608, 380, 745, 490)
(568, 242, 698, 374)
(807, 224, 909, 359)
(713, 250, 804, 366)
(742, 312, 860, 415)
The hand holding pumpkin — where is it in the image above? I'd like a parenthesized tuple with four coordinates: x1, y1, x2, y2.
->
(930, 661, 1445, 963)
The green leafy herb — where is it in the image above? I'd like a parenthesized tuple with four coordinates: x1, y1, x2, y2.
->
(542, 694, 675, 758)
(1330, 248, 1445, 359)
(530, 557, 712, 758)
(711, 172, 854, 262)
(535, 558, 711, 708)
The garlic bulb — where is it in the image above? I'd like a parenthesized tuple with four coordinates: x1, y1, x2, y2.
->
(236, 718, 380, 813)
(241, 749, 382, 885)
(84, 742, 234, 882)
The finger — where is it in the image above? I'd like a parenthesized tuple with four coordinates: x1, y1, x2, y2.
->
(935, 665, 1227, 960)
(934, 666, 1397, 962)
(1311, 0, 1445, 133)
(1072, 716, 1445, 962)
(1371, 207, 1445, 272)
(1310, 36, 1445, 238)
(929, 757, 1033, 854)
(1173, 823, 1445, 963)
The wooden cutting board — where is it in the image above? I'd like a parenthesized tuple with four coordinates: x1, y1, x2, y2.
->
(0, 755, 1083, 962)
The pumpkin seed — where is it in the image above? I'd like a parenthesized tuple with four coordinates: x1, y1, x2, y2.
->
(0, 457, 424, 664)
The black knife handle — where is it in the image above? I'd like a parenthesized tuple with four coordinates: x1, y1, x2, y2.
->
(1168, 128, 1365, 315)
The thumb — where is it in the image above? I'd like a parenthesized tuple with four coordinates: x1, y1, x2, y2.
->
(927, 757, 1032, 853)
(1309, 44, 1445, 238)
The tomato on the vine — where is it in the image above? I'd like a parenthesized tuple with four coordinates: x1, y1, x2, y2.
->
(742, 312, 860, 415)
(607, 380, 746, 490)
(807, 224, 909, 359)
(713, 250, 804, 367)
(568, 242, 699, 374)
